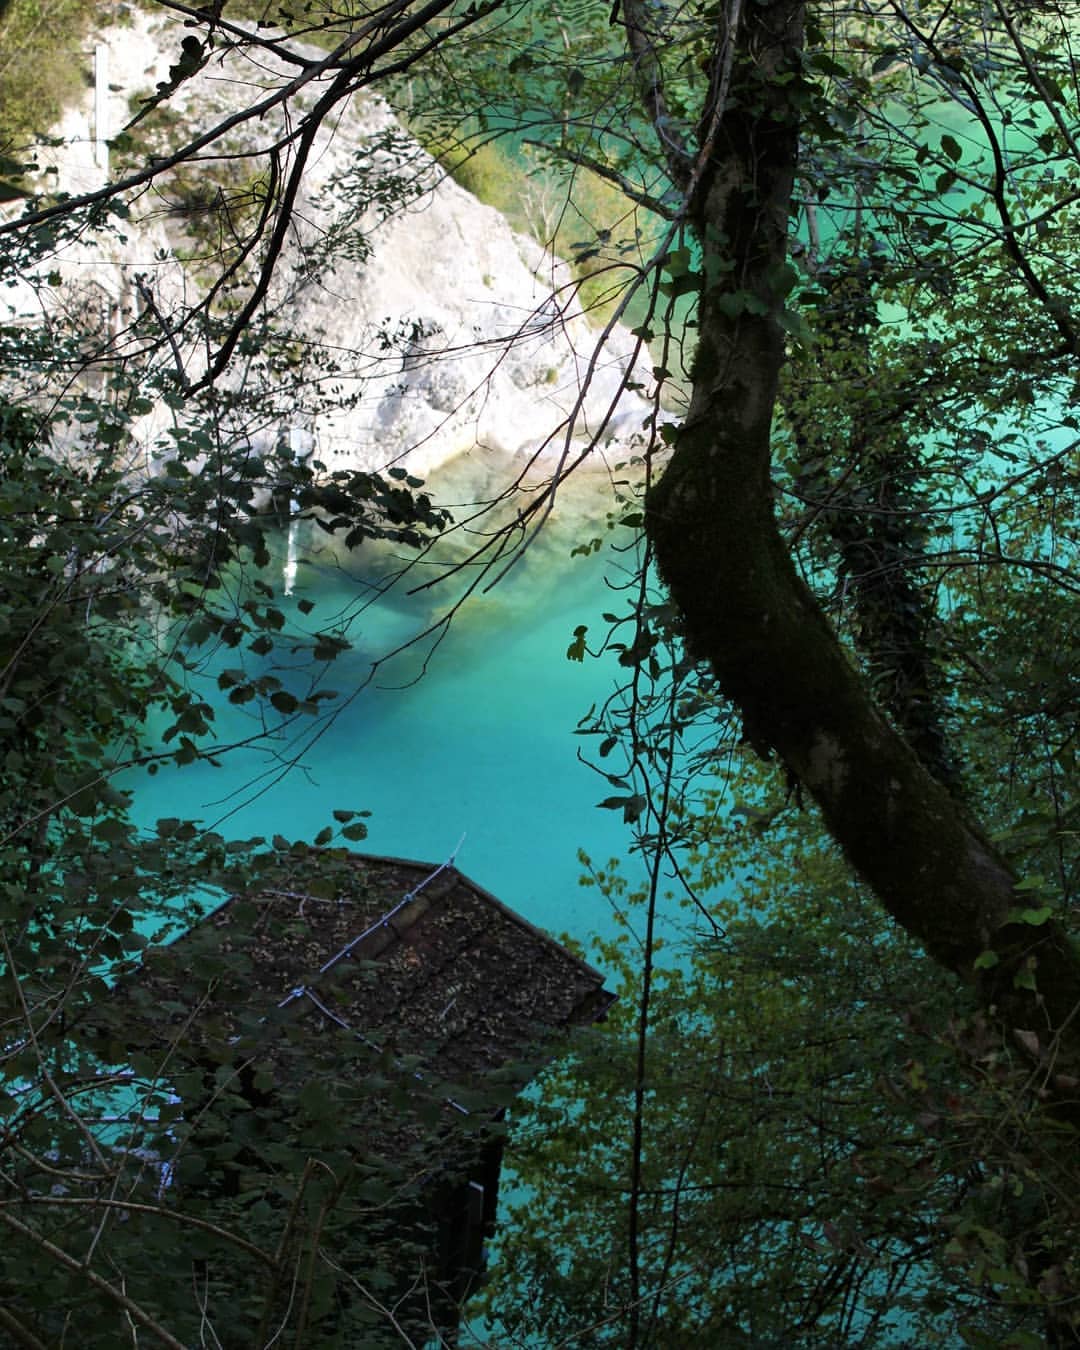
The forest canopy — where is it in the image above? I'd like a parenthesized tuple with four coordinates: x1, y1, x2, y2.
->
(0, 0, 1078, 1345)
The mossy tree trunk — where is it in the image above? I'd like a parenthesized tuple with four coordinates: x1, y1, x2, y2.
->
(639, 0, 1080, 1076)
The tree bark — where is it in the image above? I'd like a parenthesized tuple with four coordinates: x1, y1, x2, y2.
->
(642, 0, 1080, 1072)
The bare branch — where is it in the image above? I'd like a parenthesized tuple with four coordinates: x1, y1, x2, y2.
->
(0, 1210, 190, 1350)
(521, 138, 677, 218)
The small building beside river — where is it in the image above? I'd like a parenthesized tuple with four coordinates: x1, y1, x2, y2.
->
(90, 850, 613, 1345)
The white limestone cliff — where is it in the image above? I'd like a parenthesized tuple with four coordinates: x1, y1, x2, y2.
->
(7, 9, 661, 487)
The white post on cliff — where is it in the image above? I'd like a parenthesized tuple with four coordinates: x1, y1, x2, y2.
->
(283, 425, 303, 596)
(93, 44, 109, 176)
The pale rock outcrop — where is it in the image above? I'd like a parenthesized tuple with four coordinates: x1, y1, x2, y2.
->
(6, 10, 661, 486)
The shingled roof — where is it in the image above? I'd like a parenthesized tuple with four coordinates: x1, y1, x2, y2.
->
(107, 849, 613, 1099)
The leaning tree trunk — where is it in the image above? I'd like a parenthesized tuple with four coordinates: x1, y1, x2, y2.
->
(638, 0, 1080, 1079)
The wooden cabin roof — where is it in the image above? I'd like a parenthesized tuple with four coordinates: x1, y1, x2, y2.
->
(105, 851, 613, 1096)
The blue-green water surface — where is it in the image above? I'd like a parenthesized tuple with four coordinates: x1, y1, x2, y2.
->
(131, 479, 651, 953)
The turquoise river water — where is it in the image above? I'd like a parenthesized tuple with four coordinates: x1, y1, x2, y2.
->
(131, 463, 655, 956)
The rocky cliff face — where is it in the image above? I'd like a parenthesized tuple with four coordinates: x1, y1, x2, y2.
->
(8, 9, 660, 489)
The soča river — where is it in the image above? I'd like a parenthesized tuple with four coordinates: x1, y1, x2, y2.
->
(132, 455, 655, 953)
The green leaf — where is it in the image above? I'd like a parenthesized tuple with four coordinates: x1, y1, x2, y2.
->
(973, 950, 999, 971)
(940, 133, 962, 162)
(1041, 74, 1066, 103)
(870, 47, 902, 75)
(766, 261, 800, 298)
(567, 624, 588, 663)
(663, 247, 693, 277)
(660, 271, 701, 299)
(596, 794, 647, 824)
(779, 308, 813, 344)
(1011, 906, 1052, 927)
